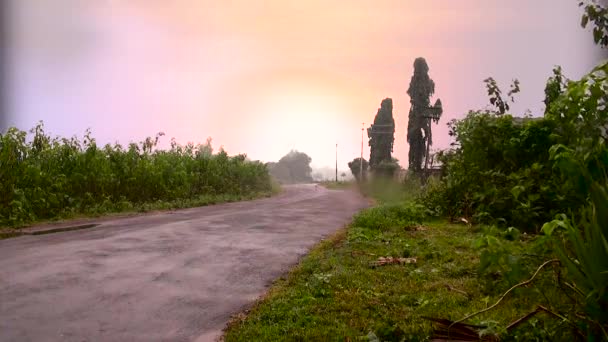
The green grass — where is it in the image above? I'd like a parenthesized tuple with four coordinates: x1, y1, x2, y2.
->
(359, 177, 422, 204)
(224, 203, 567, 341)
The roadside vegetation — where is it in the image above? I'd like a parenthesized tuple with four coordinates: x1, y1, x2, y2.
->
(224, 182, 572, 341)
(0, 125, 275, 228)
(226, 4, 608, 339)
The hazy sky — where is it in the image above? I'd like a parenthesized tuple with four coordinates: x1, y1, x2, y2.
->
(8, 0, 605, 168)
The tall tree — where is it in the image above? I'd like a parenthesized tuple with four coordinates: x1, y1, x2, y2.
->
(367, 98, 395, 172)
(406, 57, 443, 173)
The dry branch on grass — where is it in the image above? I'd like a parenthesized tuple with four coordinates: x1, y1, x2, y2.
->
(370, 256, 417, 267)
(423, 317, 498, 342)
(448, 259, 560, 329)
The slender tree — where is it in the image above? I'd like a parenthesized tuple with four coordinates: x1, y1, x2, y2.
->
(406, 58, 442, 173)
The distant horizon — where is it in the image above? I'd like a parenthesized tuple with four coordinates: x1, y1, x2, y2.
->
(7, 0, 606, 169)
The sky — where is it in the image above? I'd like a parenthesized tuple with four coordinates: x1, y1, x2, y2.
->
(7, 0, 606, 169)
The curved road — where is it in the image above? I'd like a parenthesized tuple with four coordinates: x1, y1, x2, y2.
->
(0, 184, 368, 342)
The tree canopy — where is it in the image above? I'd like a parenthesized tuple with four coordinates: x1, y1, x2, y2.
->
(267, 150, 313, 184)
(348, 157, 369, 182)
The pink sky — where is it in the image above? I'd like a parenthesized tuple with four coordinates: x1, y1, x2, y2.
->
(8, 0, 605, 169)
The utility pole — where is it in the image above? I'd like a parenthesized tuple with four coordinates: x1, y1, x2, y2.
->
(360, 122, 364, 182)
(334, 143, 339, 182)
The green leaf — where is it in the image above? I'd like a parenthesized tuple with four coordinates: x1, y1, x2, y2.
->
(510, 185, 525, 200)
(594, 28, 603, 43)
(581, 14, 589, 28)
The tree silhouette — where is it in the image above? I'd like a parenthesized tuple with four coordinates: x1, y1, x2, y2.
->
(267, 150, 313, 184)
(367, 98, 395, 174)
(406, 58, 443, 173)
(348, 157, 369, 182)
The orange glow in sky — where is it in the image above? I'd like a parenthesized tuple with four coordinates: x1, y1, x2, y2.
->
(9, 0, 604, 169)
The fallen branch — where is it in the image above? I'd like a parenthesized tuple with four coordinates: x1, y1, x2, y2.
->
(444, 284, 471, 299)
(350, 251, 376, 257)
(422, 317, 497, 341)
(370, 256, 417, 267)
(406, 224, 429, 231)
(449, 259, 560, 331)
(506, 305, 566, 331)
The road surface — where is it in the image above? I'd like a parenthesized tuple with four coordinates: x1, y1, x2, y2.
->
(0, 184, 368, 342)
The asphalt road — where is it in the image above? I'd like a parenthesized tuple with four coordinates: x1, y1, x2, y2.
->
(0, 184, 368, 342)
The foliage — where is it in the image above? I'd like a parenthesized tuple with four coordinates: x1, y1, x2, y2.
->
(267, 150, 313, 184)
(348, 157, 369, 182)
(419, 58, 608, 340)
(407, 57, 442, 174)
(543, 66, 568, 111)
(421, 61, 608, 232)
(542, 185, 608, 338)
(374, 158, 401, 179)
(0, 123, 273, 227)
(367, 98, 396, 174)
(483, 77, 520, 115)
(580, 0, 608, 48)
(421, 112, 562, 231)
(361, 176, 422, 204)
(539, 64, 608, 336)
(352, 202, 426, 231)
(471, 225, 551, 294)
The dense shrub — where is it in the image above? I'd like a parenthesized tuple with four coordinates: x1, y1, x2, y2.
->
(420, 113, 565, 231)
(0, 124, 273, 227)
(418, 60, 608, 338)
(420, 61, 608, 233)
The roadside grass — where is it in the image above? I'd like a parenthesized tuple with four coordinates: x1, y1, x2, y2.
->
(0, 190, 275, 234)
(360, 177, 422, 204)
(224, 196, 567, 341)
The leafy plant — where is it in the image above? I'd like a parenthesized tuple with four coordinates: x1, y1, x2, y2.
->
(542, 185, 608, 338)
(483, 78, 520, 115)
(580, 0, 608, 48)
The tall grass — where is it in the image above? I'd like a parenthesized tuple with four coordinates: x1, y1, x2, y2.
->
(0, 123, 273, 227)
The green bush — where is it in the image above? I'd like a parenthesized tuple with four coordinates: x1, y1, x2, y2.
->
(419, 60, 608, 338)
(0, 124, 273, 227)
(420, 61, 608, 233)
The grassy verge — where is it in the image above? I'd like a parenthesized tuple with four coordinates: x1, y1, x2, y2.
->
(1, 189, 278, 234)
(224, 194, 566, 341)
